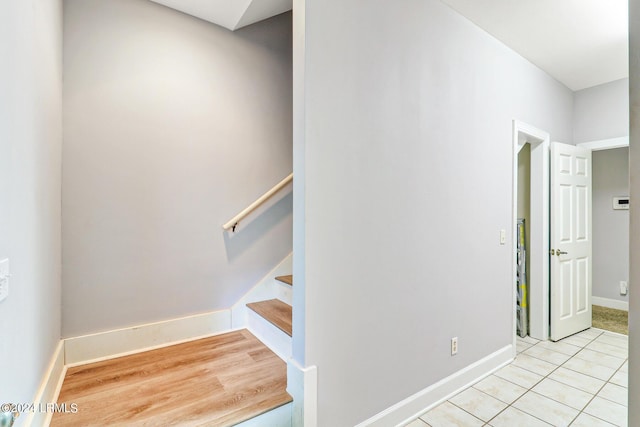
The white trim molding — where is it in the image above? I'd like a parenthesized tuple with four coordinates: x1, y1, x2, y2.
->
(577, 136, 629, 151)
(64, 310, 231, 366)
(592, 296, 629, 312)
(512, 120, 551, 342)
(23, 342, 66, 427)
(287, 359, 317, 427)
(354, 345, 513, 427)
(22, 257, 298, 425)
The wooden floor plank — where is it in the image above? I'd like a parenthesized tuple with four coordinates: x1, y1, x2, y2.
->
(275, 275, 293, 286)
(246, 299, 292, 336)
(50, 330, 291, 427)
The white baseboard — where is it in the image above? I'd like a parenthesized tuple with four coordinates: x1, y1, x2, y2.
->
(64, 310, 231, 366)
(287, 359, 317, 427)
(355, 345, 514, 427)
(23, 341, 65, 427)
(593, 296, 629, 312)
(64, 254, 293, 366)
(25, 255, 297, 425)
(231, 253, 293, 330)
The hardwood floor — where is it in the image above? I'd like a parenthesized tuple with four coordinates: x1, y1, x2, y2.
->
(50, 330, 291, 427)
(246, 299, 292, 336)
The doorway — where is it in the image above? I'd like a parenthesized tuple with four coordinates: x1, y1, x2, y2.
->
(513, 122, 631, 347)
(512, 120, 550, 347)
(581, 140, 630, 332)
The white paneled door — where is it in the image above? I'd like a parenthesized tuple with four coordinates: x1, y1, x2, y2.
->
(550, 142, 592, 341)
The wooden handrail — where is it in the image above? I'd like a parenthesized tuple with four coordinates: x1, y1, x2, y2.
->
(223, 173, 293, 232)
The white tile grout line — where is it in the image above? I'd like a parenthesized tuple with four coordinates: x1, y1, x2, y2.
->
(432, 329, 628, 427)
(488, 331, 600, 426)
(508, 330, 627, 426)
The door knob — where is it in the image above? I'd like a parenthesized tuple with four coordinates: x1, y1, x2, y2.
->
(556, 250, 568, 256)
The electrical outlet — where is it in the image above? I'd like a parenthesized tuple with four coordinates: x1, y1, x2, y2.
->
(0, 259, 9, 303)
(620, 281, 628, 296)
(451, 337, 458, 355)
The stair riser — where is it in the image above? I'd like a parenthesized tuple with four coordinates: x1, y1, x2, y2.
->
(276, 281, 293, 306)
(234, 402, 292, 427)
(247, 309, 292, 361)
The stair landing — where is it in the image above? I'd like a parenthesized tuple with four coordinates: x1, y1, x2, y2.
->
(247, 299, 292, 336)
(50, 330, 291, 427)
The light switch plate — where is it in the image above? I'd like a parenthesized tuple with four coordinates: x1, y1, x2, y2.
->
(500, 229, 506, 245)
(0, 259, 9, 302)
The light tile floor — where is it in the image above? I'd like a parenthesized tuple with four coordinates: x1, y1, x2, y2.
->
(406, 329, 628, 427)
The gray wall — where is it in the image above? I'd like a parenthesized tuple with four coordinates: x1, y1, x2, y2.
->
(295, 0, 573, 424)
(63, 0, 292, 336)
(593, 148, 629, 303)
(573, 78, 629, 144)
(0, 0, 62, 414)
(629, 1, 640, 422)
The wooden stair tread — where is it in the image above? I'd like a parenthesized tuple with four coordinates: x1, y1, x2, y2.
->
(275, 275, 293, 286)
(50, 330, 292, 427)
(247, 299, 292, 336)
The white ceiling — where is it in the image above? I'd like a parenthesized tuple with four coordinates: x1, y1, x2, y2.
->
(148, 0, 291, 31)
(149, 0, 627, 92)
(440, 0, 629, 91)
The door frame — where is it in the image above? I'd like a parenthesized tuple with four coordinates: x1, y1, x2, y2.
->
(512, 120, 550, 348)
(511, 126, 628, 347)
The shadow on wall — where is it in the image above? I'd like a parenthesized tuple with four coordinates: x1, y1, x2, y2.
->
(223, 190, 293, 262)
(233, 11, 293, 54)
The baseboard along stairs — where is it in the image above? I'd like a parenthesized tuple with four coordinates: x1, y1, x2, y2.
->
(48, 273, 295, 427)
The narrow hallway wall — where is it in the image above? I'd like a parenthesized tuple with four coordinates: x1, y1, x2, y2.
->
(297, 0, 573, 424)
(0, 0, 63, 410)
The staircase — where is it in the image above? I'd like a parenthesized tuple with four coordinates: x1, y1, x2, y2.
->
(223, 259, 295, 425)
(232, 274, 293, 427)
(245, 275, 293, 361)
(222, 181, 295, 426)
(247, 298, 292, 336)
(51, 271, 296, 427)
